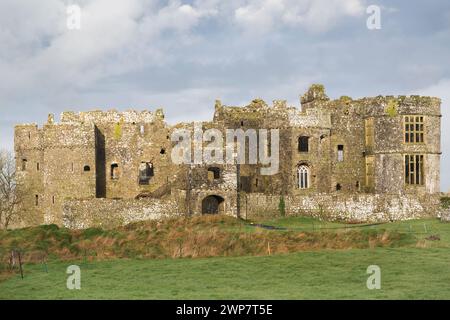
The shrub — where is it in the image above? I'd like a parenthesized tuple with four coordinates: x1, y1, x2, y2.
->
(278, 196, 286, 217)
(441, 197, 450, 209)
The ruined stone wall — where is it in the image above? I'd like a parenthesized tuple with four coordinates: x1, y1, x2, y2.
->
(13, 84, 442, 228)
(288, 107, 332, 194)
(241, 193, 440, 222)
(62, 197, 184, 229)
(41, 122, 97, 224)
(363, 95, 441, 194)
(14, 124, 45, 226)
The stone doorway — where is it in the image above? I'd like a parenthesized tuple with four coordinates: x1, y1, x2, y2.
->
(201, 195, 225, 214)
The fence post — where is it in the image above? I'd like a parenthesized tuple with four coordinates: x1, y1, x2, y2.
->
(18, 250, 24, 279)
(42, 255, 48, 273)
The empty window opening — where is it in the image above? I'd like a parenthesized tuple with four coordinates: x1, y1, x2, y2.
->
(255, 178, 259, 187)
(160, 148, 166, 154)
(21, 159, 27, 171)
(140, 125, 145, 135)
(298, 136, 309, 152)
(240, 121, 244, 126)
(207, 167, 220, 181)
(84, 165, 91, 172)
(111, 163, 119, 180)
(405, 154, 424, 185)
(52, 196, 55, 205)
(35, 195, 39, 206)
(71, 162, 74, 172)
(139, 162, 154, 185)
(356, 181, 360, 191)
(239, 176, 251, 192)
(337, 145, 344, 162)
(320, 134, 326, 142)
(36, 162, 40, 171)
(28, 132, 31, 140)
(336, 184, 342, 191)
(298, 165, 309, 189)
(404, 116, 424, 143)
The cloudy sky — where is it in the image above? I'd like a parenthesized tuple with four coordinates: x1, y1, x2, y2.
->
(0, 0, 449, 191)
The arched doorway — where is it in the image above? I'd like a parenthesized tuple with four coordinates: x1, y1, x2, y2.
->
(202, 195, 225, 214)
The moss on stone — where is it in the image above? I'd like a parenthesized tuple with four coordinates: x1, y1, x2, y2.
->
(114, 117, 124, 139)
(386, 99, 398, 117)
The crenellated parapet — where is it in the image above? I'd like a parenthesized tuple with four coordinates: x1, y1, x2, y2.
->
(60, 109, 164, 124)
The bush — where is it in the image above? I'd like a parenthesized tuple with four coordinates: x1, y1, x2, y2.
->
(441, 197, 450, 209)
(81, 227, 105, 239)
(278, 196, 286, 217)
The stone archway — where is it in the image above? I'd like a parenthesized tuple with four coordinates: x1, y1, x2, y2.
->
(202, 195, 225, 214)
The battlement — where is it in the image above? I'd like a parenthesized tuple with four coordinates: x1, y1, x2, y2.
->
(60, 109, 165, 124)
(288, 107, 332, 128)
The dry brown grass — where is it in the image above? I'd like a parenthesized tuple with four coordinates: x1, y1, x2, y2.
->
(0, 215, 414, 268)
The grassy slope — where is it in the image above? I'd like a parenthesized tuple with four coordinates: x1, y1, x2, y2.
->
(0, 216, 450, 299)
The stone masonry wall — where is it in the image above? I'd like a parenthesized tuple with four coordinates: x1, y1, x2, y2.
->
(63, 197, 184, 229)
(241, 193, 440, 222)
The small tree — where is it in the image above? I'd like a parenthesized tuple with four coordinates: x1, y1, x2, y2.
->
(278, 196, 286, 217)
(0, 150, 22, 229)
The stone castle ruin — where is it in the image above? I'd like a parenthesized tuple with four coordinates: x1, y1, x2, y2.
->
(14, 85, 442, 229)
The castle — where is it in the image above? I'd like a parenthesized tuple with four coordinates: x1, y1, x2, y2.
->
(14, 85, 442, 229)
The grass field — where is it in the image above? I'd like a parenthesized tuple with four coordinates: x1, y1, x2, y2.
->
(1, 216, 450, 299)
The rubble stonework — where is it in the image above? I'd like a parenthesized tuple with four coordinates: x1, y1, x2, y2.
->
(14, 85, 442, 228)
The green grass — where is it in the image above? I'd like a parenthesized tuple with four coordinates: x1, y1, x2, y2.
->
(258, 217, 450, 243)
(1, 216, 450, 299)
(1, 248, 450, 299)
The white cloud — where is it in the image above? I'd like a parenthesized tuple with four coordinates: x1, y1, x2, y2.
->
(234, 0, 364, 34)
(0, 0, 216, 96)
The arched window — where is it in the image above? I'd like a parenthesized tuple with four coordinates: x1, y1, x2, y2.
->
(298, 165, 309, 189)
(83, 165, 90, 172)
(298, 136, 309, 152)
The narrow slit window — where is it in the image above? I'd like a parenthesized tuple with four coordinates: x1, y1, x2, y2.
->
(111, 163, 119, 180)
(337, 145, 344, 162)
(22, 159, 27, 171)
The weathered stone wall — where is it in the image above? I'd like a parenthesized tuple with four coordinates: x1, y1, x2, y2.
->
(241, 193, 440, 222)
(14, 84, 442, 228)
(62, 197, 184, 229)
